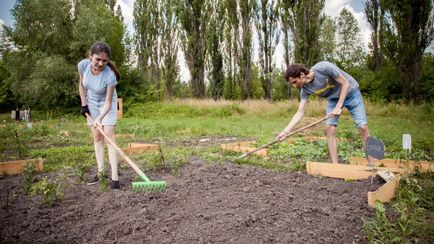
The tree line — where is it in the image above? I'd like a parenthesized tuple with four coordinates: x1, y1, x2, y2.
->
(0, 0, 433, 112)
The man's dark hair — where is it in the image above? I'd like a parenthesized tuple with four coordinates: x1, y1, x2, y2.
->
(284, 64, 310, 80)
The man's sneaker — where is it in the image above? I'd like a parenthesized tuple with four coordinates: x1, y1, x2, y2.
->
(87, 174, 107, 186)
(111, 180, 120, 190)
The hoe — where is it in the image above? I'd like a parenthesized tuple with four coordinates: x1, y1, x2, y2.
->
(86, 114, 167, 192)
(236, 115, 332, 160)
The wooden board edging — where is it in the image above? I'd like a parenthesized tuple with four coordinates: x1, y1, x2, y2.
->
(368, 176, 400, 208)
(306, 161, 407, 180)
(0, 158, 44, 175)
(121, 143, 159, 154)
(350, 157, 433, 172)
(220, 141, 268, 157)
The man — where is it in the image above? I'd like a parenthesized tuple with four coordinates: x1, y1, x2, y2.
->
(276, 61, 369, 163)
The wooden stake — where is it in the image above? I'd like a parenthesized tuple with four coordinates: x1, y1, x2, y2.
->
(117, 98, 123, 119)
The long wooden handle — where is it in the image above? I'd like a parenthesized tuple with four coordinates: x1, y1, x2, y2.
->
(237, 115, 332, 160)
(86, 113, 150, 181)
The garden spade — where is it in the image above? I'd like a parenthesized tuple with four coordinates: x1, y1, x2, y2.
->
(365, 136, 385, 184)
(236, 115, 332, 160)
(86, 114, 166, 192)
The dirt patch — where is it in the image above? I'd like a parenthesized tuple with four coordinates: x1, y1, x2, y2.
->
(0, 157, 382, 243)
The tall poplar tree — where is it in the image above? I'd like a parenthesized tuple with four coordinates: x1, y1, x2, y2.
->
(319, 16, 335, 62)
(364, 0, 382, 72)
(222, 0, 239, 99)
(177, 0, 210, 98)
(206, 0, 225, 99)
(380, 0, 434, 100)
(134, 0, 162, 99)
(161, 0, 180, 99)
(335, 8, 365, 70)
(238, 0, 256, 99)
(287, 0, 325, 67)
(255, 0, 279, 100)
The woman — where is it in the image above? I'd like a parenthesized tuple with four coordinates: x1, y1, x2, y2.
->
(78, 42, 120, 189)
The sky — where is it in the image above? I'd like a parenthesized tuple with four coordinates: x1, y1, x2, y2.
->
(0, 0, 432, 81)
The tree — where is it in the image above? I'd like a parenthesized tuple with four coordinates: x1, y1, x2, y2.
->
(222, 0, 239, 99)
(10, 0, 73, 56)
(206, 0, 225, 99)
(335, 8, 365, 70)
(364, 0, 382, 72)
(177, 0, 210, 98)
(134, 0, 162, 99)
(319, 16, 336, 62)
(278, 0, 293, 99)
(380, 0, 434, 101)
(238, 0, 256, 99)
(287, 0, 325, 67)
(255, 0, 280, 100)
(72, 2, 125, 65)
(161, 0, 180, 99)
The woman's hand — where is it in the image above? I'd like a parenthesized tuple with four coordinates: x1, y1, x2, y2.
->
(94, 116, 103, 128)
(80, 105, 90, 118)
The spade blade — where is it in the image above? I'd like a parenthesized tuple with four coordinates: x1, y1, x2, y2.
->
(366, 136, 385, 160)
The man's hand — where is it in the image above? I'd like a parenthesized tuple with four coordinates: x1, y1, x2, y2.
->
(80, 105, 90, 118)
(276, 131, 288, 141)
(330, 106, 342, 117)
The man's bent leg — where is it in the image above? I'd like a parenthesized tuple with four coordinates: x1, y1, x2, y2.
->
(326, 125, 338, 163)
(358, 124, 369, 151)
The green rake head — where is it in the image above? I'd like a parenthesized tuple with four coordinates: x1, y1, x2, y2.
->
(132, 180, 167, 193)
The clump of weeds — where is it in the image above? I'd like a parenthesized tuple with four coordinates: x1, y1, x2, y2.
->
(30, 175, 67, 206)
(364, 171, 434, 243)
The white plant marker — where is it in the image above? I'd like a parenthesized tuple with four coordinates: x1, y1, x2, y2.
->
(402, 134, 411, 158)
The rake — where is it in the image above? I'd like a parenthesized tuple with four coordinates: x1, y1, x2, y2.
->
(86, 113, 166, 192)
(236, 115, 332, 160)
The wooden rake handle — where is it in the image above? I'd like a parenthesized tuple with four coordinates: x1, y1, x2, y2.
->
(236, 115, 332, 160)
(85, 113, 150, 181)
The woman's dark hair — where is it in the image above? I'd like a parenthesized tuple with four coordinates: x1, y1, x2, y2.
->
(90, 42, 120, 81)
(284, 64, 310, 81)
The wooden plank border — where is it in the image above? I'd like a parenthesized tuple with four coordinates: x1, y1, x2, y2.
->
(368, 176, 400, 207)
(350, 157, 433, 172)
(0, 158, 44, 175)
(306, 161, 407, 180)
(121, 143, 159, 154)
(220, 141, 268, 157)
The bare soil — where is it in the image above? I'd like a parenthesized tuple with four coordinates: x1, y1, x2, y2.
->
(0, 157, 382, 244)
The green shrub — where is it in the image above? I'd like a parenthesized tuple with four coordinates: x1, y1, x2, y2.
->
(30, 176, 66, 206)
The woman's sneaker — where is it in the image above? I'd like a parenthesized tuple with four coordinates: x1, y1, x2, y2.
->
(111, 180, 120, 190)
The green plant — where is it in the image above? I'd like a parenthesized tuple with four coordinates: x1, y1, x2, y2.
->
(289, 158, 306, 172)
(364, 172, 434, 243)
(31, 176, 66, 206)
(22, 163, 37, 193)
(0, 124, 31, 160)
(29, 146, 94, 172)
(98, 170, 109, 192)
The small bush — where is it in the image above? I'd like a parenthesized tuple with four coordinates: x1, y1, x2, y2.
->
(31, 176, 66, 206)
